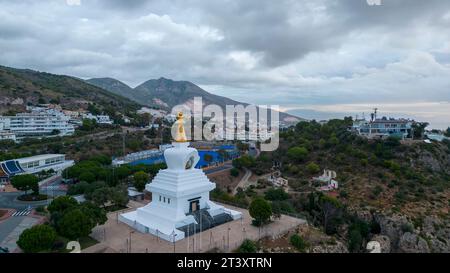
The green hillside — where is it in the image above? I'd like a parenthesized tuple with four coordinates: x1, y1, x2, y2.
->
(0, 65, 141, 116)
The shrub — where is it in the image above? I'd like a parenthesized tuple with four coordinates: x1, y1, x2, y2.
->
(401, 223, 414, 233)
(237, 239, 257, 253)
(348, 229, 363, 253)
(290, 234, 307, 252)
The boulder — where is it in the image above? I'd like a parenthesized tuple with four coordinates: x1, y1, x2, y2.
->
(374, 213, 410, 250)
(428, 238, 450, 253)
(398, 233, 430, 253)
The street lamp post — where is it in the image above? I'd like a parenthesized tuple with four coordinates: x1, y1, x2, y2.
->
(171, 230, 177, 253)
(227, 225, 231, 250)
(129, 230, 134, 253)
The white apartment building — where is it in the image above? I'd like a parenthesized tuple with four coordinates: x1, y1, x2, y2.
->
(0, 119, 16, 142)
(0, 109, 75, 138)
(0, 131, 16, 142)
(1, 107, 75, 139)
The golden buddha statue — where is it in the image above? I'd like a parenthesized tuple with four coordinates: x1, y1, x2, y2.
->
(175, 112, 187, 142)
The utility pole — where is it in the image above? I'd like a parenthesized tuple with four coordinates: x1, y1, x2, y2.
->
(122, 133, 126, 157)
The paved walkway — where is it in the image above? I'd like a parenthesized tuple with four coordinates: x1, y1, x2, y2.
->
(0, 216, 39, 252)
(233, 168, 254, 194)
(84, 202, 306, 253)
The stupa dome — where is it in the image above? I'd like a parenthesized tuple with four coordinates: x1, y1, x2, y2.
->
(164, 142, 200, 170)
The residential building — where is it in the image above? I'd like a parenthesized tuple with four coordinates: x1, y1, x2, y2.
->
(313, 169, 339, 191)
(82, 113, 113, 125)
(0, 108, 75, 139)
(353, 118, 413, 140)
(267, 171, 289, 190)
(351, 109, 414, 140)
(0, 131, 16, 142)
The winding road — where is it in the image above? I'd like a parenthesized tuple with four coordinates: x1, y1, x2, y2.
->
(233, 168, 253, 194)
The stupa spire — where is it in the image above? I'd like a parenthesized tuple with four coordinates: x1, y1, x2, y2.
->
(174, 112, 187, 142)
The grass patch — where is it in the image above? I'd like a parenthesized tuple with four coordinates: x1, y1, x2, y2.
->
(104, 205, 128, 212)
(53, 236, 99, 253)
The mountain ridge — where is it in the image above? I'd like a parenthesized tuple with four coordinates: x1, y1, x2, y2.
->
(87, 77, 301, 123)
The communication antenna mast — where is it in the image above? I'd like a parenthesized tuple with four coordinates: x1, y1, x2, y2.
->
(373, 108, 378, 120)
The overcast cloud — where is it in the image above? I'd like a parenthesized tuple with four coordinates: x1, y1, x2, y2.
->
(0, 0, 449, 128)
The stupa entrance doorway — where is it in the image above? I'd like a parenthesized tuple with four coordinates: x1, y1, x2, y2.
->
(189, 198, 200, 213)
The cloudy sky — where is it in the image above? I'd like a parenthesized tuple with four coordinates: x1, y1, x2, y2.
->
(1, 0, 450, 128)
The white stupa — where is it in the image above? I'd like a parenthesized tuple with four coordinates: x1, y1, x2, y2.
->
(119, 113, 242, 242)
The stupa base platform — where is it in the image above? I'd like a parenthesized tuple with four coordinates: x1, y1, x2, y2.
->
(119, 202, 242, 242)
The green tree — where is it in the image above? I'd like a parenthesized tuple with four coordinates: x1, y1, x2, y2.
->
(10, 174, 39, 195)
(271, 201, 282, 219)
(110, 186, 129, 208)
(306, 162, 320, 174)
(232, 155, 255, 169)
(79, 202, 107, 227)
(80, 118, 97, 131)
(230, 168, 240, 177)
(115, 166, 131, 180)
(411, 122, 429, 139)
(445, 127, 450, 137)
(249, 198, 272, 226)
(133, 171, 149, 192)
(47, 196, 79, 228)
(47, 196, 78, 214)
(319, 195, 343, 235)
(17, 224, 57, 253)
(264, 188, 289, 201)
(89, 155, 112, 165)
(328, 134, 339, 146)
(287, 147, 308, 162)
(89, 187, 111, 208)
(79, 171, 96, 183)
(57, 209, 93, 240)
(67, 181, 90, 196)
